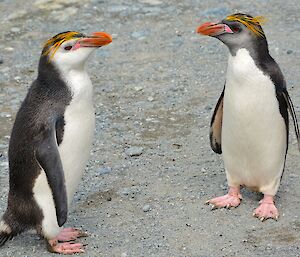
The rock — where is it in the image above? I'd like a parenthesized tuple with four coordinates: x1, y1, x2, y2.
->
(287, 49, 293, 54)
(139, 0, 162, 5)
(34, 0, 52, 5)
(35, 1, 64, 10)
(147, 96, 154, 102)
(10, 27, 21, 33)
(4, 47, 14, 52)
(0, 144, 8, 150)
(134, 86, 143, 91)
(107, 5, 128, 13)
(97, 167, 112, 175)
(57, 0, 79, 4)
(50, 7, 78, 21)
(131, 30, 149, 40)
(35, 0, 79, 10)
(120, 188, 130, 196)
(143, 204, 151, 212)
(6, 10, 27, 21)
(0, 162, 8, 168)
(201, 7, 230, 18)
(143, 6, 162, 15)
(0, 59, 3, 65)
(125, 146, 143, 157)
(0, 112, 12, 118)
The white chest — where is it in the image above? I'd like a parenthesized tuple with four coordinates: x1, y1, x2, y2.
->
(224, 48, 281, 129)
(58, 69, 95, 202)
(222, 49, 286, 193)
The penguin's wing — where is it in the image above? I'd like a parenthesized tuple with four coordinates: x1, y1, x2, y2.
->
(209, 87, 224, 154)
(35, 124, 67, 227)
(282, 88, 300, 151)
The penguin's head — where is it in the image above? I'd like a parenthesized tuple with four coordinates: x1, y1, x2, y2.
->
(196, 13, 267, 54)
(41, 31, 112, 69)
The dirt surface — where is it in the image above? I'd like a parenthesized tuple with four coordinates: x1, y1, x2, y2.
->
(0, 0, 300, 256)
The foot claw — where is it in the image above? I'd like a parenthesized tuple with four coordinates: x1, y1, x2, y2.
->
(253, 195, 279, 222)
(206, 187, 242, 210)
(57, 227, 89, 242)
(48, 240, 85, 254)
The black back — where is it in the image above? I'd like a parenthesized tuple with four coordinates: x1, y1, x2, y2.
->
(3, 54, 72, 234)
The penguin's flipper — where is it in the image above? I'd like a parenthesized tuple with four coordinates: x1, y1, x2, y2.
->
(210, 87, 224, 154)
(282, 88, 300, 151)
(36, 126, 68, 227)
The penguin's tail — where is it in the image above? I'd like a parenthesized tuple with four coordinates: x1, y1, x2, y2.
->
(0, 231, 13, 247)
(0, 218, 18, 247)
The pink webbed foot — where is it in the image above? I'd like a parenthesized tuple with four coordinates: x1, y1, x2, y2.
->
(206, 186, 242, 210)
(47, 239, 85, 254)
(57, 227, 89, 242)
(253, 195, 279, 221)
(47, 228, 89, 254)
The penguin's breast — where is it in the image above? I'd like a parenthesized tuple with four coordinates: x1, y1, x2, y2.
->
(54, 69, 96, 203)
(222, 49, 287, 190)
(58, 96, 95, 204)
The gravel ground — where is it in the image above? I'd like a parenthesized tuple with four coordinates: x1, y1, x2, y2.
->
(0, 0, 300, 256)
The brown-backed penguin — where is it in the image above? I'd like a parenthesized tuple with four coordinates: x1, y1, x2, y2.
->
(0, 31, 112, 253)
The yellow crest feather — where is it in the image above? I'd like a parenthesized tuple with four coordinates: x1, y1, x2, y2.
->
(225, 14, 266, 37)
(42, 31, 82, 60)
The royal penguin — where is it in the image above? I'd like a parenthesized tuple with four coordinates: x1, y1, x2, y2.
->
(0, 31, 112, 253)
(196, 13, 300, 221)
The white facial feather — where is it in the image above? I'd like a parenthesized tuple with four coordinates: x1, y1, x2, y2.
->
(51, 39, 97, 71)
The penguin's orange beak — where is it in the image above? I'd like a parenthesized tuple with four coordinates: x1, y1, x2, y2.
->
(79, 32, 112, 47)
(196, 22, 233, 36)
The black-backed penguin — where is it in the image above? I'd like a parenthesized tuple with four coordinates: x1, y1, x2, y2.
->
(0, 31, 112, 253)
(197, 13, 300, 221)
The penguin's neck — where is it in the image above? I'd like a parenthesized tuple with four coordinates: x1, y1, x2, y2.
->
(226, 48, 267, 86)
(54, 62, 93, 101)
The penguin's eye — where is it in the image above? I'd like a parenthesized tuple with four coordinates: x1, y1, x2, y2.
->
(64, 45, 72, 51)
(232, 26, 240, 33)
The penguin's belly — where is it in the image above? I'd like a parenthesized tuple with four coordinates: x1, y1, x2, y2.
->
(58, 100, 95, 204)
(222, 49, 287, 195)
(32, 100, 94, 238)
(31, 68, 96, 239)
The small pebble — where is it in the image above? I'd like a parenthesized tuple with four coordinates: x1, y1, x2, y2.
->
(4, 47, 14, 52)
(131, 30, 148, 40)
(120, 188, 130, 196)
(143, 204, 151, 212)
(97, 167, 112, 175)
(10, 27, 21, 33)
(134, 86, 143, 91)
(125, 146, 143, 157)
(287, 49, 293, 54)
(107, 5, 128, 13)
(140, 0, 162, 5)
